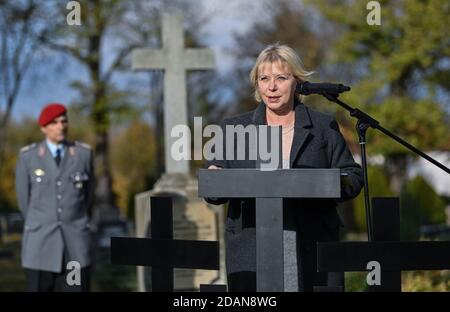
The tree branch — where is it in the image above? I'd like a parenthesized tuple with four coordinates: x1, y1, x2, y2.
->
(40, 35, 88, 64)
(102, 43, 139, 83)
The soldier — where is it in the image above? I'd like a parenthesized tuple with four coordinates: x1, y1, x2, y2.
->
(15, 103, 94, 292)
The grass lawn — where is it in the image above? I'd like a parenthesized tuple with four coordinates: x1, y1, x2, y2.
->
(0, 235, 136, 292)
(1, 233, 448, 292)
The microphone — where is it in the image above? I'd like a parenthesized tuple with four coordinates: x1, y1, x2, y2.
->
(296, 81, 351, 95)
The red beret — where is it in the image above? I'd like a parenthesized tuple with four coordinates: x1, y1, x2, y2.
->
(38, 103, 67, 127)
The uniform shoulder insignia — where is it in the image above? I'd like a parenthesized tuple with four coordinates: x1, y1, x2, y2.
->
(20, 143, 37, 153)
(75, 141, 92, 150)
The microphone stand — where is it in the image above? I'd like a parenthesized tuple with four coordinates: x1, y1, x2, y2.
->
(320, 92, 450, 242)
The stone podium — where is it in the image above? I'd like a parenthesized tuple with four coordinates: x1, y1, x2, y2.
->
(198, 168, 341, 292)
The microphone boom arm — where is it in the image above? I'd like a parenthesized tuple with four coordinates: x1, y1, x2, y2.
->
(321, 92, 450, 242)
(322, 93, 450, 174)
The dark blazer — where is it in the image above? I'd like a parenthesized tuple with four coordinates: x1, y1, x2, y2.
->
(206, 100, 363, 291)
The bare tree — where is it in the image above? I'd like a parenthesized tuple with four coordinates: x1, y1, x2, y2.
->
(0, 0, 46, 171)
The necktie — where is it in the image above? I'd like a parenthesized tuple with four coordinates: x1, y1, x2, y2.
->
(55, 148, 61, 166)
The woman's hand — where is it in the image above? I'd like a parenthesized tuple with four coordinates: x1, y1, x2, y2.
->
(204, 165, 227, 205)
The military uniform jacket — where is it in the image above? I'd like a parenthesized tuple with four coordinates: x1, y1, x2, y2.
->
(15, 140, 94, 272)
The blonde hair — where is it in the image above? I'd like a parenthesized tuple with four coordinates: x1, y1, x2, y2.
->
(250, 43, 314, 102)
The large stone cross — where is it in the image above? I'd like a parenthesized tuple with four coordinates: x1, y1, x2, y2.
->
(132, 13, 215, 175)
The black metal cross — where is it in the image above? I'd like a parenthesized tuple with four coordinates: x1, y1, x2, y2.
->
(198, 168, 341, 292)
(110, 196, 221, 292)
(317, 197, 450, 291)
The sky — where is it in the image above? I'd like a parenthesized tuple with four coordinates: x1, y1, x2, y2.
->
(409, 152, 450, 197)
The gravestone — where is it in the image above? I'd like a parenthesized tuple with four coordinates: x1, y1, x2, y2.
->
(420, 224, 450, 240)
(0, 214, 13, 259)
(96, 219, 129, 249)
(0, 216, 4, 245)
(0, 249, 13, 259)
(6, 212, 23, 234)
(132, 13, 225, 291)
